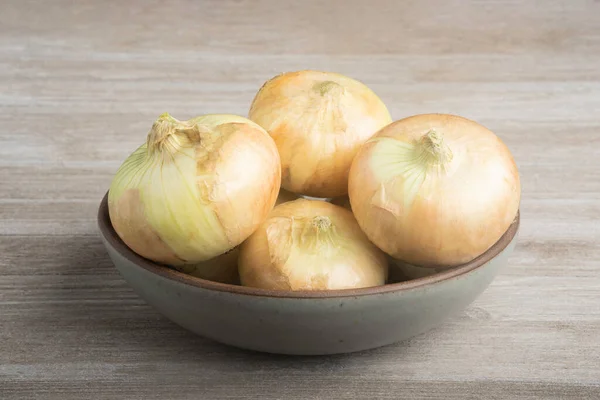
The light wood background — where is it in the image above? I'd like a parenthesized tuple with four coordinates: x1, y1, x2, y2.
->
(1, 0, 599, 399)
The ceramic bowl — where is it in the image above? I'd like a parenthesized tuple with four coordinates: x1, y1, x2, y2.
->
(98, 193, 519, 355)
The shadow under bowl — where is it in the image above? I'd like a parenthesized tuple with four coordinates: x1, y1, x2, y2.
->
(98, 193, 519, 355)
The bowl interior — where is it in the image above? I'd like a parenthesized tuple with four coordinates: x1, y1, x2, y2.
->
(98, 192, 519, 298)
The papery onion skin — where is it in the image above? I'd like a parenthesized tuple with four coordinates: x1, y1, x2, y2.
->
(348, 113, 521, 268)
(108, 113, 281, 280)
(238, 199, 388, 291)
(249, 70, 392, 198)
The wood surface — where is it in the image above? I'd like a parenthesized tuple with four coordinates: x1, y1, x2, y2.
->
(1, 0, 599, 398)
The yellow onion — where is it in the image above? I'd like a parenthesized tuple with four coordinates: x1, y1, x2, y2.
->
(108, 113, 281, 282)
(248, 70, 392, 198)
(238, 199, 388, 291)
(349, 113, 521, 267)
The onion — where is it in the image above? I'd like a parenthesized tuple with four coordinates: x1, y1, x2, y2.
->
(348, 113, 521, 267)
(238, 199, 388, 291)
(108, 113, 281, 282)
(248, 70, 392, 198)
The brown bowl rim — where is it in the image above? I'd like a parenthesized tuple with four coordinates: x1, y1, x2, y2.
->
(98, 192, 519, 299)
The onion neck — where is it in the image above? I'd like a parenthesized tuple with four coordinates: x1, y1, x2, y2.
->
(297, 216, 337, 251)
(147, 112, 203, 157)
(312, 216, 332, 231)
(311, 81, 347, 134)
(314, 80, 345, 98)
(415, 129, 453, 170)
(311, 216, 337, 247)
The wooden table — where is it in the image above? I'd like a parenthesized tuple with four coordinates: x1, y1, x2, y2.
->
(1, 0, 599, 398)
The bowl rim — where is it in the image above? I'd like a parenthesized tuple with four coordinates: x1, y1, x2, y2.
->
(98, 192, 519, 299)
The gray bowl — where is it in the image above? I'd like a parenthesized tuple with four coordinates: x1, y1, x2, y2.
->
(98, 193, 519, 355)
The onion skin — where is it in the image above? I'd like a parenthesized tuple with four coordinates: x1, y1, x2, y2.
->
(249, 70, 392, 198)
(108, 113, 281, 281)
(349, 114, 521, 268)
(238, 199, 388, 291)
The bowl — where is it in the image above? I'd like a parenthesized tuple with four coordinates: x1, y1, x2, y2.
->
(98, 193, 519, 355)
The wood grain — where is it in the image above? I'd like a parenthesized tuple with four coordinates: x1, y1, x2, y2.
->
(1, 0, 600, 398)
